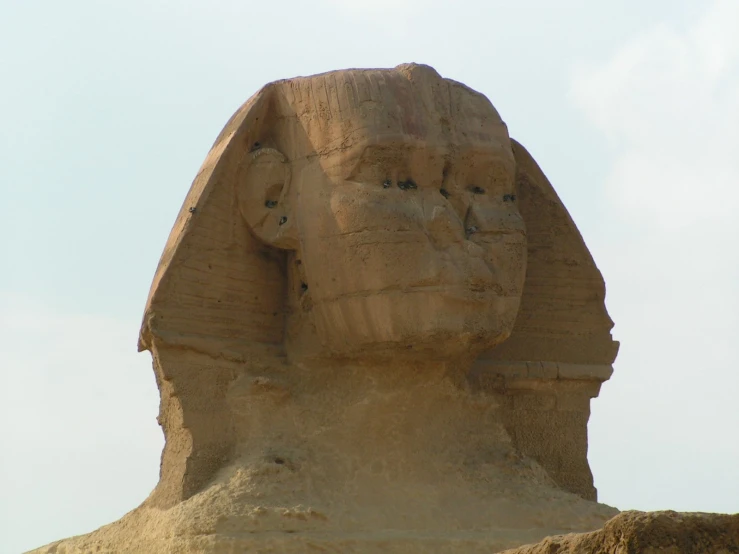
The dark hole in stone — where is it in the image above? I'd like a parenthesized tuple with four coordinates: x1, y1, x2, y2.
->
(251, 141, 261, 152)
(274, 457, 285, 465)
(471, 186, 486, 195)
(383, 179, 392, 189)
(265, 200, 277, 208)
(279, 216, 288, 225)
(439, 188, 450, 199)
(188, 207, 197, 213)
(398, 179, 417, 190)
(503, 194, 516, 202)
(301, 282, 308, 292)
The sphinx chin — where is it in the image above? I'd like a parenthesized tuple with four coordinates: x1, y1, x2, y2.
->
(308, 289, 520, 358)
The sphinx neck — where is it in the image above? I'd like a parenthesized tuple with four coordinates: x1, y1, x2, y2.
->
(226, 357, 512, 481)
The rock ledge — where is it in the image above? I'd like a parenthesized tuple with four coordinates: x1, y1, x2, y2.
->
(500, 510, 739, 554)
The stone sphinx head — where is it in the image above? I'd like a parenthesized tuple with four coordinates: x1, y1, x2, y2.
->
(237, 63, 526, 363)
(138, 63, 618, 510)
(29, 64, 623, 553)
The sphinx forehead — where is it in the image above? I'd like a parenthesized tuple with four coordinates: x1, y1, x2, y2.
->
(273, 65, 510, 161)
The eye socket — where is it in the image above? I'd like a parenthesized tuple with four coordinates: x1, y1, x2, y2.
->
(397, 179, 417, 190)
(265, 200, 278, 208)
(471, 186, 486, 195)
(382, 179, 392, 189)
(439, 188, 450, 199)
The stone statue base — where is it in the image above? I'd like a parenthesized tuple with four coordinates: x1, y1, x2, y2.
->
(30, 528, 601, 554)
(30, 485, 617, 554)
(31, 510, 739, 554)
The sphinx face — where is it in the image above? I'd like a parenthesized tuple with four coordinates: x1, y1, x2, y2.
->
(292, 118, 527, 360)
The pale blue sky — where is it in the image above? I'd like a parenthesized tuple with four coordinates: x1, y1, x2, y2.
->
(2, 1, 737, 553)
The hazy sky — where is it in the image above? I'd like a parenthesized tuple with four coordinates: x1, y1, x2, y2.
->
(2, 1, 737, 552)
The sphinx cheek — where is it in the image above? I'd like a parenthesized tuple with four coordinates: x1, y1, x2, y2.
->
(328, 184, 425, 235)
(481, 232, 527, 297)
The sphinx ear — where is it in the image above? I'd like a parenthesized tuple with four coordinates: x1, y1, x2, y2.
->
(237, 148, 298, 250)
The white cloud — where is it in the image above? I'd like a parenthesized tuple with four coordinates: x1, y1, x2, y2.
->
(571, 2, 739, 232)
(0, 296, 162, 554)
(571, 0, 739, 513)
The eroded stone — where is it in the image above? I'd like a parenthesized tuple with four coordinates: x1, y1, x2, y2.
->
(30, 63, 623, 554)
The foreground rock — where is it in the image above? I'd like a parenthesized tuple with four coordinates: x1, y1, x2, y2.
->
(500, 511, 739, 554)
(31, 64, 621, 553)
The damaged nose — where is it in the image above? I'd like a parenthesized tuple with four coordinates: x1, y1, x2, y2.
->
(423, 199, 465, 249)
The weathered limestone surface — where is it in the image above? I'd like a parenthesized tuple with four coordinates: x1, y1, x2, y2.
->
(30, 64, 623, 553)
(499, 511, 739, 554)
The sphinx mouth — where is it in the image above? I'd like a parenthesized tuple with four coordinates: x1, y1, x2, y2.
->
(315, 282, 513, 304)
(468, 281, 504, 294)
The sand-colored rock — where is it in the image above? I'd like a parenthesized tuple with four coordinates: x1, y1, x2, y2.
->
(499, 511, 739, 554)
(30, 64, 621, 553)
